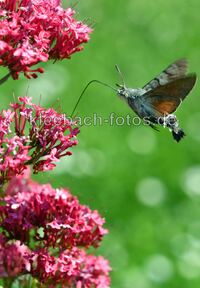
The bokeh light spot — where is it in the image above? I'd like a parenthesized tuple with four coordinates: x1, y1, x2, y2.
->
(182, 166, 200, 197)
(178, 249, 200, 279)
(19, 64, 69, 105)
(127, 127, 157, 155)
(144, 254, 174, 283)
(123, 268, 151, 288)
(186, 113, 200, 142)
(52, 148, 106, 177)
(136, 177, 166, 206)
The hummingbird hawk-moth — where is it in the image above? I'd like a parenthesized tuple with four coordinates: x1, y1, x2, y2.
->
(116, 59, 196, 142)
(71, 59, 196, 142)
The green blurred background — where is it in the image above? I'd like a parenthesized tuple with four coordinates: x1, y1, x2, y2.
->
(1, 0, 200, 287)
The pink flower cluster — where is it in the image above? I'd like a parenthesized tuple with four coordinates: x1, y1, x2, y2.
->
(30, 248, 110, 287)
(0, 235, 30, 278)
(0, 2, 111, 287)
(1, 174, 107, 248)
(0, 96, 79, 184)
(0, 0, 92, 79)
(0, 174, 111, 286)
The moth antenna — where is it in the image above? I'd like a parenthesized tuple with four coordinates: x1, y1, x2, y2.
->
(115, 64, 126, 87)
(70, 79, 117, 118)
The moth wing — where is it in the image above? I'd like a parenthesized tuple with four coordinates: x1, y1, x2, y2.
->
(141, 74, 196, 115)
(143, 59, 188, 92)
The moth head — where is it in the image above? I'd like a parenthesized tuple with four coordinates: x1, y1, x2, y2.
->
(116, 84, 129, 99)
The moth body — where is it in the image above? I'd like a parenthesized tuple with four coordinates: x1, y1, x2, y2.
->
(117, 87, 148, 118)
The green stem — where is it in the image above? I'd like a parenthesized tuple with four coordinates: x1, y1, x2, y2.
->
(0, 72, 11, 85)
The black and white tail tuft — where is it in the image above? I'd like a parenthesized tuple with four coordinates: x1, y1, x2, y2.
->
(172, 129, 185, 142)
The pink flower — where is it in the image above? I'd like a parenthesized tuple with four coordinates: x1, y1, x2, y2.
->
(0, 0, 92, 79)
(0, 175, 111, 286)
(0, 96, 79, 184)
(0, 136, 31, 185)
(30, 247, 111, 287)
(0, 237, 111, 287)
(0, 235, 111, 287)
(0, 235, 30, 278)
(0, 176, 108, 249)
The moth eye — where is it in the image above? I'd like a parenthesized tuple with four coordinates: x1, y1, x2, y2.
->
(125, 92, 128, 97)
